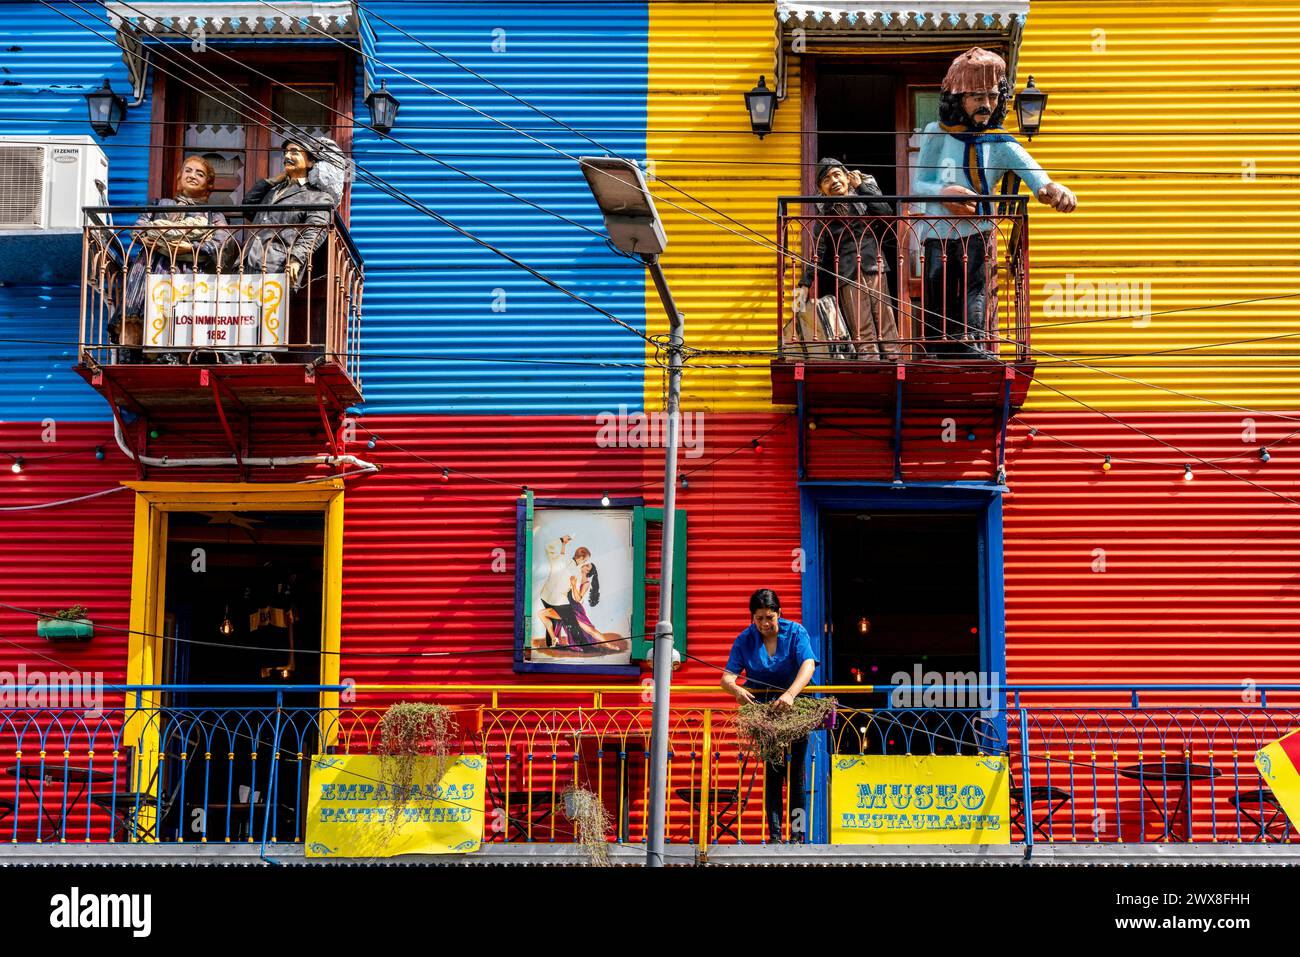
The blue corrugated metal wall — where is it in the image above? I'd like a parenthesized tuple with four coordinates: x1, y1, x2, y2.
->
(350, 1, 649, 414)
(0, 1, 650, 420)
(0, 1, 153, 422)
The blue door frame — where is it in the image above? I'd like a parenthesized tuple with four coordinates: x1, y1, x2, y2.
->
(798, 483, 1006, 844)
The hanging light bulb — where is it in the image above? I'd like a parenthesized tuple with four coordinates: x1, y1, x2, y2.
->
(857, 616, 869, 635)
(10, 457, 23, 474)
(1102, 454, 1111, 472)
(751, 438, 763, 454)
(367, 435, 378, 450)
(807, 419, 818, 431)
(1259, 447, 1271, 463)
(441, 468, 450, 482)
(94, 446, 106, 461)
(966, 429, 976, 442)
(1027, 428, 1038, 442)
(1183, 464, 1194, 482)
(219, 605, 234, 636)
(680, 474, 689, 490)
(601, 492, 611, 507)
(149, 428, 160, 440)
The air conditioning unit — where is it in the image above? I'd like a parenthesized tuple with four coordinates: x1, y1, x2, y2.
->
(0, 134, 108, 230)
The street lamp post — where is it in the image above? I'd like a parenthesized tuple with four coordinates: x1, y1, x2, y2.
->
(578, 156, 681, 868)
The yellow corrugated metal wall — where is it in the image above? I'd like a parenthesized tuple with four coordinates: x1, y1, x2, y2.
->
(992, 0, 1300, 410)
(645, 1, 800, 411)
(647, 0, 1300, 413)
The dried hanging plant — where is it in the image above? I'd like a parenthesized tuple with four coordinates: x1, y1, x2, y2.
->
(378, 701, 453, 824)
(736, 695, 838, 766)
(562, 787, 612, 866)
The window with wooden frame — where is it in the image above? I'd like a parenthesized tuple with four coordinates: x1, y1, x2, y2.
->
(148, 48, 354, 212)
(514, 493, 687, 676)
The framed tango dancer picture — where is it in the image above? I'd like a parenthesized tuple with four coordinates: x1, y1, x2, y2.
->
(513, 492, 687, 676)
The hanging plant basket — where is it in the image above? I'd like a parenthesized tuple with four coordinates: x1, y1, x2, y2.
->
(37, 605, 93, 641)
(37, 618, 94, 641)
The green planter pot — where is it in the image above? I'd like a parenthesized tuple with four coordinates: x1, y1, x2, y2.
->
(37, 619, 93, 641)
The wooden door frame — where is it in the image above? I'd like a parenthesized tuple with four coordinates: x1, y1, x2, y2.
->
(148, 46, 355, 216)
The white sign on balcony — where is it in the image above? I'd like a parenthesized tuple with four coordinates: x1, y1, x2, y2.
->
(144, 273, 288, 351)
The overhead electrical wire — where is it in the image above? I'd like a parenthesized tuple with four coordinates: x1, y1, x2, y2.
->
(8, 124, 1300, 180)
(25, 0, 1300, 505)
(42, 0, 1300, 383)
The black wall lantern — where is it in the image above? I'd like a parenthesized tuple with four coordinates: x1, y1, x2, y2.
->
(1014, 75, 1048, 140)
(745, 75, 777, 138)
(365, 79, 400, 135)
(84, 79, 127, 138)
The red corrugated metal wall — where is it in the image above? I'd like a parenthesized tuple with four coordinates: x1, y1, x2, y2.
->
(6, 411, 1299, 694)
(340, 413, 802, 705)
(0, 422, 135, 684)
(1005, 413, 1300, 694)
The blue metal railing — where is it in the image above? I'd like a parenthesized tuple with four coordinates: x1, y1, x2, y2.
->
(0, 684, 1295, 847)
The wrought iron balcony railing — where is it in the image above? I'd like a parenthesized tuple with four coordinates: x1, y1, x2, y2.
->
(78, 205, 363, 385)
(777, 195, 1030, 363)
(1, 684, 1296, 850)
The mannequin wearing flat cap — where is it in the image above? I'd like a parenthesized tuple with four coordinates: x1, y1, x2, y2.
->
(911, 47, 1076, 357)
(793, 158, 901, 359)
(243, 137, 335, 290)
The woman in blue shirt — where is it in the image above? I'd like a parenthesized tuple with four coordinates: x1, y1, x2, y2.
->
(721, 589, 818, 842)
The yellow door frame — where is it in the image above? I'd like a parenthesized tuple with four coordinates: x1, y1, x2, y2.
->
(123, 480, 345, 834)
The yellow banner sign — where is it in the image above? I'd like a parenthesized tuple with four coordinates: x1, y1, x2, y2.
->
(305, 755, 486, 858)
(831, 755, 1010, 844)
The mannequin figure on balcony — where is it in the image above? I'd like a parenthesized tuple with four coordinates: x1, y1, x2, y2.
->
(792, 159, 901, 359)
(911, 47, 1077, 357)
(240, 133, 349, 363)
(115, 155, 230, 364)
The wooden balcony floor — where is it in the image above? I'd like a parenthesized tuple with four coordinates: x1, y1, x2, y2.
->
(771, 358, 1035, 413)
(76, 360, 361, 418)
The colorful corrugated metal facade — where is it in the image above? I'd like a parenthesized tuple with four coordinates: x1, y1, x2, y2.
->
(0, 0, 1297, 767)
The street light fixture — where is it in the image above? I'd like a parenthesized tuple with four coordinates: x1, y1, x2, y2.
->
(578, 156, 666, 255)
(579, 155, 680, 868)
(84, 79, 127, 138)
(365, 79, 401, 135)
(745, 75, 777, 138)
(1014, 75, 1048, 140)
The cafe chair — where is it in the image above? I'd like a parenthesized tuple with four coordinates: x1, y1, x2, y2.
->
(1008, 769, 1072, 842)
(675, 786, 741, 843)
(89, 747, 178, 842)
(1228, 787, 1291, 843)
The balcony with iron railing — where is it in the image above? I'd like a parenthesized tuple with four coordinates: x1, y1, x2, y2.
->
(74, 205, 364, 456)
(773, 195, 1035, 414)
(2, 683, 1297, 863)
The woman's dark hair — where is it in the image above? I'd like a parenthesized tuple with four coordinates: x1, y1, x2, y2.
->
(937, 77, 1011, 128)
(749, 588, 780, 614)
(586, 564, 600, 607)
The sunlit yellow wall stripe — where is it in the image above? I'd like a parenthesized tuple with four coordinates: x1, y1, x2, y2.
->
(1012, 0, 1300, 411)
(645, 1, 799, 412)
(647, 1, 1300, 413)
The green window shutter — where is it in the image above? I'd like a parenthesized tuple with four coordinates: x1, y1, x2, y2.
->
(631, 506, 687, 660)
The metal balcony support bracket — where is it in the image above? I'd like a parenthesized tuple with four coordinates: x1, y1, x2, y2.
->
(892, 363, 905, 486)
(314, 378, 343, 460)
(203, 369, 247, 477)
(104, 379, 147, 480)
(997, 366, 1013, 485)
(795, 364, 806, 481)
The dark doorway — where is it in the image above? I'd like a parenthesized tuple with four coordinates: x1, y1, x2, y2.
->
(824, 511, 982, 754)
(814, 66, 898, 194)
(158, 510, 325, 842)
